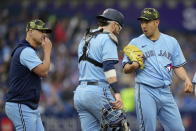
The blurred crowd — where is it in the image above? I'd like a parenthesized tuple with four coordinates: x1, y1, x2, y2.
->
(0, 0, 196, 119)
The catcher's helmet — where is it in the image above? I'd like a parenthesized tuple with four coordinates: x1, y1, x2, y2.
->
(96, 8, 124, 26)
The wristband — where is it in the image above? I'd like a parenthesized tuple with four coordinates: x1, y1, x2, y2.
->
(110, 82, 120, 93)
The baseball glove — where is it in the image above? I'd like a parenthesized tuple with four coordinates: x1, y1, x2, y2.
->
(123, 44, 144, 69)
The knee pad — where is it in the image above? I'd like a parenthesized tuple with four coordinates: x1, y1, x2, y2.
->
(100, 103, 131, 131)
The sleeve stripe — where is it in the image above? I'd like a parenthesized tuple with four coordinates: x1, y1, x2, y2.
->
(103, 58, 119, 62)
(173, 62, 187, 68)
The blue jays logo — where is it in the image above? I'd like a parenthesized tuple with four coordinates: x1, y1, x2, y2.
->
(165, 63, 173, 72)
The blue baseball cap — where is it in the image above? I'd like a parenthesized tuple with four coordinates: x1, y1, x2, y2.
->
(96, 8, 124, 26)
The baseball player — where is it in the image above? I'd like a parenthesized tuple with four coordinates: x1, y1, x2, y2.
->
(193, 72, 196, 95)
(122, 8, 193, 131)
(73, 8, 126, 131)
(5, 19, 52, 131)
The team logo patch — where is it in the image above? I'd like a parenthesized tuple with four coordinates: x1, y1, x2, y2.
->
(165, 63, 173, 72)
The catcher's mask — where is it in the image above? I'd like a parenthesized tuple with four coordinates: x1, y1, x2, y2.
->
(101, 103, 130, 131)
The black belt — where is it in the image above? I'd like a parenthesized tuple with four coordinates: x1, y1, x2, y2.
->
(79, 81, 99, 85)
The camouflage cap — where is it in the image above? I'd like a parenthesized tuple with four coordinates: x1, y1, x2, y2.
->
(26, 19, 52, 33)
(138, 8, 160, 21)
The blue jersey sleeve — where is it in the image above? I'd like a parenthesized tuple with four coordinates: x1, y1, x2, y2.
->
(172, 40, 186, 67)
(102, 37, 118, 61)
(193, 72, 196, 84)
(20, 47, 42, 71)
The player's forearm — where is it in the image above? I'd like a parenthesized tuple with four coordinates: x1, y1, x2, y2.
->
(104, 69, 120, 93)
(33, 51, 51, 77)
(43, 51, 51, 70)
(174, 66, 190, 81)
(41, 51, 51, 75)
(103, 60, 121, 93)
(123, 62, 139, 74)
(105, 72, 123, 109)
(38, 36, 52, 76)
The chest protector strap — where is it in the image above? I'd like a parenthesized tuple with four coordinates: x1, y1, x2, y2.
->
(79, 28, 104, 68)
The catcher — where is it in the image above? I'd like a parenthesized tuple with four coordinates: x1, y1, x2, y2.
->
(122, 8, 192, 131)
(74, 8, 130, 131)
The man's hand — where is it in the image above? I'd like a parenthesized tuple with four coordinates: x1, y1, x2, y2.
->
(41, 36, 52, 53)
(123, 61, 140, 74)
(174, 67, 193, 94)
(111, 93, 123, 109)
(184, 78, 193, 93)
(33, 36, 52, 77)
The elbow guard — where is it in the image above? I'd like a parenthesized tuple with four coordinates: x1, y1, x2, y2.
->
(104, 69, 116, 79)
